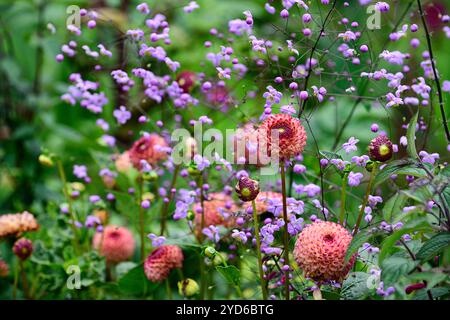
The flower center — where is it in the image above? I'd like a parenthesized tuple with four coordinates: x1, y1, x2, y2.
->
(323, 234, 334, 243)
(379, 144, 390, 156)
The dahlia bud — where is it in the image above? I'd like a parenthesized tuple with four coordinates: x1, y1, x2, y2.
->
(187, 164, 201, 177)
(178, 278, 200, 297)
(13, 238, 33, 261)
(186, 210, 195, 221)
(405, 283, 426, 294)
(176, 71, 197, 93)
(212, 252, 227, 266)
(235, 177, 260, 202)
(142, 170, 158, 181)
(368, 135, 393, 162)
(0, 259, 9, 277)
(204, 246, 216, 258)
(38, 154, 54, 167)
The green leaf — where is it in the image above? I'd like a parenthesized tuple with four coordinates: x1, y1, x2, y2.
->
(416, 233, 450, 262)
(118, 264, 154, 296)
(374, 159, 428, 187)
(378, 218, 432, 264)
(412, 287, 450, 300)
(407, 110, 419, 158)
(383, 192, 407, 223)
(408, 272, 448, 289)
(341, 272, 371, 300)
(216, 265, 241, 286)
(381, 255, 417, 284)
(345, 229, 375, 263)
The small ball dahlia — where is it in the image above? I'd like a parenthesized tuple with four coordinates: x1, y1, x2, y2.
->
(0, 259, 9, 277)
(144, 245, 184, 282)
(235, 177, 260, 202)
(294, 221, 355, 282)
(13, 238, 33, 260)
(0, 211, 39, 238)
(243, 191, 283, 215)
(193, 193, 237, 230)
(368, 135, 393, 162)
(92, 225, 135, 264)
(258, 113, 307, 160)
(176, 71, 196, 93)
(114, 151, 132, 173)
(128, 134, 168, 168)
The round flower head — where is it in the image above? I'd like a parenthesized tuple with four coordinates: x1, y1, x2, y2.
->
(243, 191, 283, 215)
(0, 211, 39, 238)
(144, 245, 184, 282)
(205, 84, 233, 111)
(128, 134, 168, 169)
(176, 71, 196, 93)
(235, 177, 260, 202)
(258, 113, 307, 160)
(193, 193, 237, 230)
(13, 238, 33, 261)
(92, 225, 135, 264)
(294, 221, 355, 282)
(368, 135, 393, 162)
(0, 259, 10, 277)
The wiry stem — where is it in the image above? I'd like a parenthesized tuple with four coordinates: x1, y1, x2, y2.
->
(416, 0, 450, 143)
(340, 172, 349, 225)
(160, 165, 180, 236)
(353, 163, 378, 236)
(138, 177, 145, 261)
(280, 164, 290, 300)
(252, 200, 268, 300)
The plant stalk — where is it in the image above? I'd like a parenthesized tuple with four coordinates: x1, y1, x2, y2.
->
(252, 200, 268, 300)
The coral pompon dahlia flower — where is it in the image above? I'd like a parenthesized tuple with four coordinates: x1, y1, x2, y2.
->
(144, 245, 184, 282)
(93, 225, 135, 264)
(0, 211, 39, 238)
(258, 113, 307, 160)
(193, 193, 237, 230)
(294, 221, 355, 282)
(128, 134, 168, 168)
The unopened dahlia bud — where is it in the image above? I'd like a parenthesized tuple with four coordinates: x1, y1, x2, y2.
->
(187, 164, 201, 176)
(178, 278, 199, 297)
(38, 154, 54, 167)
(405, 283, 426, 294)
(186, 210, 195, 221)
(13, 238, 33, 261)
(0, 259, 9, 277)
(212, 252, 227, 266)
(142, 170, 158, 181)
(368, 135, 393, 162)
(235, 176, 260, 202)
(294, 221, 355, 282)
(144, 245, 184, 282)
(176, 71, 197, 93)
(204, 246, 216, 258)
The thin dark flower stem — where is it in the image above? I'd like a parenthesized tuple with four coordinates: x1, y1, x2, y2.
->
(416, 0, 450, 143)
(252, 199, 268, 300)
(331, 0, 415, 150)
(280, 164, 291, 300)
(298, 0, 337, 118)
(399, 239, 434, 300)
(20, 261, 30, 299)
(197, 173, 207, 300)
(12, 261, 18, 300)
(160, 165, 181, 236)
(340, 172, 349, 226)
(353, 163, 378, 236)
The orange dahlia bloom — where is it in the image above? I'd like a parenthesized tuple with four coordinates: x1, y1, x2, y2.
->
(128, 134, 168, 169)
(294, 221, 355, 282)
(0, 211, 39, 238)
(258, 113, 307, 160)
(115, 151, 133, 173)
(193, 192, 237, 230)
(93, 225, 135, 264)
(144, 245, 184, 282)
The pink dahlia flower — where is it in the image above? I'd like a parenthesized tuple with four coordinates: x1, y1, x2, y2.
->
(93, 225, 135, 264)
(294, 221, 355, 282)
(258, 113, 307, 161)
(128, 134, 168, 168)
(193, 192, 237, 231)
(242, 191, 283, 215)
(144, 245, 184, 282)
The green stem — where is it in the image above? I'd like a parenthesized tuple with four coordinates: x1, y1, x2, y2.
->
(280, 164, 290, 300)
(56, 160, 81, 253)
(12, 261, 18, 300)
(19, 261, 29, 299)
(353, 163, 378, 236)
(252, 200, 268, 300)
(160, 165, 180, 236)
(340, 173, 349, 226)
(165, 279, 173, 300)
